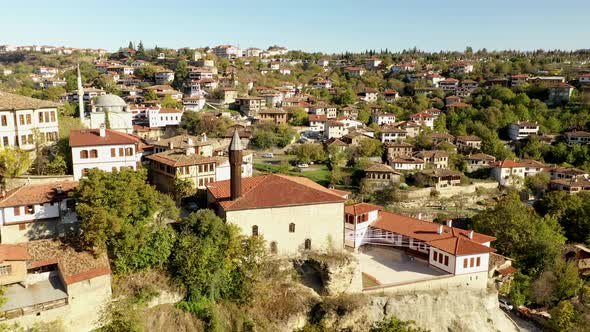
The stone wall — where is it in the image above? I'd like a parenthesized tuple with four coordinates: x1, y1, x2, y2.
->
(401, 182, 498, 199)
(5, 175, 75, 191)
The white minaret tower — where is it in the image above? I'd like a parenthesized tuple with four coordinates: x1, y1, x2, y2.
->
(77, 64, 84, 122)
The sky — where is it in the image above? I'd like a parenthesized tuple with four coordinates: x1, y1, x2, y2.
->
(2, 0, 589, 54)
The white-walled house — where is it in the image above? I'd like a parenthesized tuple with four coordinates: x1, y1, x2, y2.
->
(344, 203, 495, 278)
(308, 114, 327, 132)
(508, 121, 539, 140)
(380, 127, 407, 143)
(69, 126, 143, 181)
(0, 91, 60, 149)
(146, 107, 184, 128)
(0, 181, 78, 244)
(389, 157, 424, 171)
(490, 160, 526, 186)
(371, 113, 396, 126)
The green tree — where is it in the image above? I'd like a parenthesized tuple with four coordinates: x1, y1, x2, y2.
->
(549, 300, 576, 332)
(370, 316, 430, 332)
(532, 258, 583, 305)
(289, 107, 308, 126)
(170, 210, 265, 303)
(160, 95, 182, 109)
(143, 89, 158, 101)
(290, 143, 326, 163)
(173, 59, 189, 89)
(173, 178, 196, 205)
(72, 168, 177, 273)
(0, 148, 32, 180)
(472, 191, 565, 273)
(536, 191, 590, 244)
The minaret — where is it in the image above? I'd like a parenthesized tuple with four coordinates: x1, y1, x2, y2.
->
(77, 64, 84, 122)
(229, 129, 243, 200)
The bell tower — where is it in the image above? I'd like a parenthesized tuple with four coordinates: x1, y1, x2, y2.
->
(229, 129, 243, 200)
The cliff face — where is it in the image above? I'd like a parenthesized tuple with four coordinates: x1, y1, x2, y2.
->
(311, 289, 518, 332)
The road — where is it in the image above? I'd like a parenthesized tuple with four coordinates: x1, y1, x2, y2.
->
(504, 310, 543, 332)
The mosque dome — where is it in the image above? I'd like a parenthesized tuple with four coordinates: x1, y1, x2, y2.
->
(93, 94, 128, 112)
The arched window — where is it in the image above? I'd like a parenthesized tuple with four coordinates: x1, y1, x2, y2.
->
(289, 223, 295, 233)
(90, 149, 98, 158)
(304, 239, 311, 250)
(270, 242, 278, 254)
(252, 225, 259, 236)
(80, 150, 89, 159)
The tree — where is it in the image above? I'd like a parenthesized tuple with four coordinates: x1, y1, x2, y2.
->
(536, 191, 590, 244)
(170, 210, 265, 303)
(173, 59, 189, 89)
(128, 41, 134, 50)
(173, 178, 196, 205)
(525, 172, 550, 197)
(289, 107, 308, 126)
(0, 148, 32, 180)
(72, 168, 177, 273)
(532, 258, 583, 305)
(143, 89, 158, 101)
(290, 144, 325, 163)
(370, 316, 430, 332)
(472, 191, 565, 273)
(353, 138, 383, 158)
(179, 112, 232, 138)
(160, 95, 182, 109)
(137, 40, 145, 57)
(549, 301, 576, 332)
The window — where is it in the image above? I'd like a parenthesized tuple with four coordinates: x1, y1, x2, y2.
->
(27, 134, 33, 144)
(2, 137, 8, 147)
(81, 168, 89, 177)
(0, 265, 12, 276)
(80, 150, 89, 159)
(111, 148, 116, 157)
(476, 257, 481, 267)
(13, 207, 20, 216)
(119, 148, 124, 156)
(1, 115, 6, 126)
(125, 148, 133, 156)
(463, 258, 468, 268)
(470, 257, 475, 268)
(438, 253, 443, 264)
(270, 242, 278, 254)
(90, 149, 98, 158)
(39, 112, 44, 123)
(433, 251, 438, 261)
(444, 256, 449, 266)
(252, 225, 259, 236)
(304, 239, 311, 250)
(44, 112, 49, 123)
(19, 114, 24, 125)
(25, 205, 34, 214)
(289, 223, 295, 233)
(50, 111, 56, 122)
(26, 114, 31, 124)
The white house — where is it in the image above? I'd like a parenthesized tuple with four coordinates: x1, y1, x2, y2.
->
(0, 181, 78, 244)
(212, 45, 243, 58)
(410, 111, 434, 129)
(154, 70, 175, 85)
(508, 121, 539, 140)
(439, 78, 459, 91)
(345, 203, 495, 278)
(380, 126, 407, 143)
(490, 160, 527, 186)
(325, 121, 348, 139)
(146, 107, 184, 128)
(0, 91, 60, 150)
(564, 131, 590, 145)
(389, 157, 424, 171)
(449, 61, 474, 74)
(308, 114, 327, 132)
(69, 126, 143, 181)
(372, 113, 396, 126)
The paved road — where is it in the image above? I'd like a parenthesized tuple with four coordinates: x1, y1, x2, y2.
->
(503, 310, 543, 332)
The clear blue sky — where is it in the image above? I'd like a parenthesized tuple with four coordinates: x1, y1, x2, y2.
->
(2, 0, 589, 53)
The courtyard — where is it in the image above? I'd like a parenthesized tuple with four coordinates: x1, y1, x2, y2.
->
(358, 245, 448, 288)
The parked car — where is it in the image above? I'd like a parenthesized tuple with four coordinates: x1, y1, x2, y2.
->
(499, 298, 513, 311)
(297, 163, 309, 168)
(262, 153, 274, 158)
(186, 201, 199, 211)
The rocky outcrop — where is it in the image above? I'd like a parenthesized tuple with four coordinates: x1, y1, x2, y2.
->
(294, 251, 362, 296)
(316, 288, 518, 332)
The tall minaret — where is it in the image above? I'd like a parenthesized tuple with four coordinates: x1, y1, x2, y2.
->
(76, 64, 84, 122)
(229, 129, 243, 201)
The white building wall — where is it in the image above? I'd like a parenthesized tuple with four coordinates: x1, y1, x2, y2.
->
(226, 202, 344, 256)
(454, 253, 490, 275)
(428, 247, 456, 274)
(0, 203, 60, 225)
(71, 144, 138, 180)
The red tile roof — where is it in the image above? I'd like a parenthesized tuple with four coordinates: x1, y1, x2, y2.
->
(69, 129, 140, 147)
(345, 203, 383, 215)
(0, 181, 78, 208)
(0, 244, 31, 263)
(490, 160, 527, 168)
(207, 174, 347, 211)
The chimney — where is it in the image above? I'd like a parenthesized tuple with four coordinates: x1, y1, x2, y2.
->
(437, 225, 443, 234)
(201, 133, 207, 142)
(168, 142, 174, 150)
(229, 129, 243, 201)
(99, 123, 106, 137)
(468, 230, 474, 239)
(187, 137, 194, 146)
(446, 220, 453, 228)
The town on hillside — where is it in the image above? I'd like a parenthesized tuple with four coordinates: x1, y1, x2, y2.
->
(0, 41, 589, 332)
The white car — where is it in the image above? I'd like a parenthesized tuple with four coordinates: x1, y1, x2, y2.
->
(297, 163, 309, 168)
(499, 298, 513, 311)
(262, 153, 274, 158)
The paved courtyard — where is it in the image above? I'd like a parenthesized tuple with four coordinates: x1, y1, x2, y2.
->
(358, 245, 448, 287)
